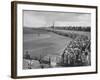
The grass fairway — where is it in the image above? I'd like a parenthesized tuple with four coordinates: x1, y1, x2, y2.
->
(23, 30, 72, 58)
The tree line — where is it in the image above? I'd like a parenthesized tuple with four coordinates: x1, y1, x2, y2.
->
(51, 26, 91, 32)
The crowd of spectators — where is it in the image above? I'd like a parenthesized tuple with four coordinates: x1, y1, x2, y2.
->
(61, 35, 91, 66)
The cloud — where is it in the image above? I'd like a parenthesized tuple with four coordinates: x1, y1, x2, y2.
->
(23, 10, 91, 27)
(24, 12, 46, 27)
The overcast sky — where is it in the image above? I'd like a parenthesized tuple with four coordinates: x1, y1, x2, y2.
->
(23, 10, 91, 28)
